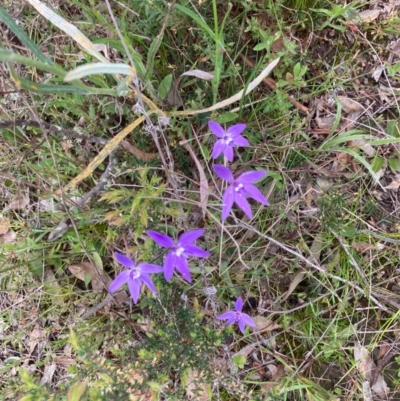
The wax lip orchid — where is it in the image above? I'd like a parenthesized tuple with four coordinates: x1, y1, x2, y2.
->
(209, 121, 249, 162)
(147, 229, 210, 282)
(213, 164, 269, 221)
(108, 252, 163, 303)
(217, 297, 257, 334)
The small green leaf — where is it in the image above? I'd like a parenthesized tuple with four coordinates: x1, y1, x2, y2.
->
(253, 42, 268, 51)
(388, 157, 400, 172)
(232, 355, 246, 369)
(67, 380, 87, 401)
(91, 252, 103, 270)
(158, 74, 173, 100)
(215, 112, 239, 124)
(371, 156, 384, 173)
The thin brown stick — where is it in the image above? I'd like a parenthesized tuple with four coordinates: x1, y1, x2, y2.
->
(240, 55, 309, 114)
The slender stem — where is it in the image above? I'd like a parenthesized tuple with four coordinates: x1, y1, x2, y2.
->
(212, 0, 220, 104)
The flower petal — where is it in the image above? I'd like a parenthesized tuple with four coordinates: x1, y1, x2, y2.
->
(244, 183, 269, 206)
(216, 311, 236, 321)
(232, 135, 249, 147)
(178, 229, 205, 245)
(108, 270, 130, 293)
(237, 170, 267, 183)
(213, 164, 234, 182)
(221, 186, 235, 220)
(138, 262, 164, 274)
(184, 244, 211, 258)
(127, 278, 141, 303)
(235, 297, 243, 312)
(208, 121, 225, 138)
(164, 251, 176, 281)
(147, 230, 175, 248)
(223, 145, 234, 162)
(234, 193, 253, 219)
(238, 318, 246, 334)
(114, 252, 135, 269)
(212, 140, 226, 160)
(140, 273, 157, 294)
(227, 123, 246, 137)
(240, 313, 257, 328)
(175, 256, 191, 282)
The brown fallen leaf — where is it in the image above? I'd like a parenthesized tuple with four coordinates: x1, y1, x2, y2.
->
(5, 190, 29, 211)
(337, 96, 364, 113)
(358, 9, 380, 23)
(233, 344, 256, 359)
(253, 316, 280, 332)
(67, 261, 111, 292)
(40, 363, 57, 385)
(351, 241, 377, 253)
(0, 229, 17, 245)
(354, 344, 390, 399)
(0, 218, 10, 235)
(384, 176, 400, 190)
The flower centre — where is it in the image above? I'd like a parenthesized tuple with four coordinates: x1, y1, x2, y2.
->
(130, 269, 141, 280)
(223, 135, 233, 145)
(175, 246, 185, 257)
(234, 183, 244, 192)
(234, 312, 241, 322)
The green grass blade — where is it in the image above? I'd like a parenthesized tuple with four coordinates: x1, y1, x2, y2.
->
(65, 63, 136, 81)
(369, 137, 400, 145)
(0, 6, 53, 64)
(0, 49, 65, 77)
(174, 4, 215, 40)
(319, 130, 370, 150)
(8, 65, 116, 95)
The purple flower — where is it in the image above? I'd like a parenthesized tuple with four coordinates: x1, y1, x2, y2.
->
(217, 297, 256, 334)
(213, 164, 269, 221)
(108, 252, 163, 303)
(147, 229, 210, 282)
(209, 121, 249, 162)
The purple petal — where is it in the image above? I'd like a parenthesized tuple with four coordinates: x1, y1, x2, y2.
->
(240, 313, 257, 328)
(127, 278, 141, 303)
(147, 230, 175, 248)
(223, 145, 234, 162)
(114, 252, 135, 269)
(164, 251, 176, 281)
(213, 165, 234, 182)
(237, 170, 267, 183)
(175, 256, 191, 282)
(232, 135, 249, 147)
(178, 229, 205, 245)
(216, 311, 236, 321)
(140, 273, 158, 295)
(238, 319, 246, 334)
(235, 297, 243, 312)
(243, 183, 269, 206)
(108, 270, 130, 293)
(137, 262, 164, 274)
(184, 244, 211, 258)
(212, 140, 226, 160)
(208, 121, 225, 138)
(221, 186, 235, 221)
(234, 193, 253, 219)
(227, 123, 246, 137)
